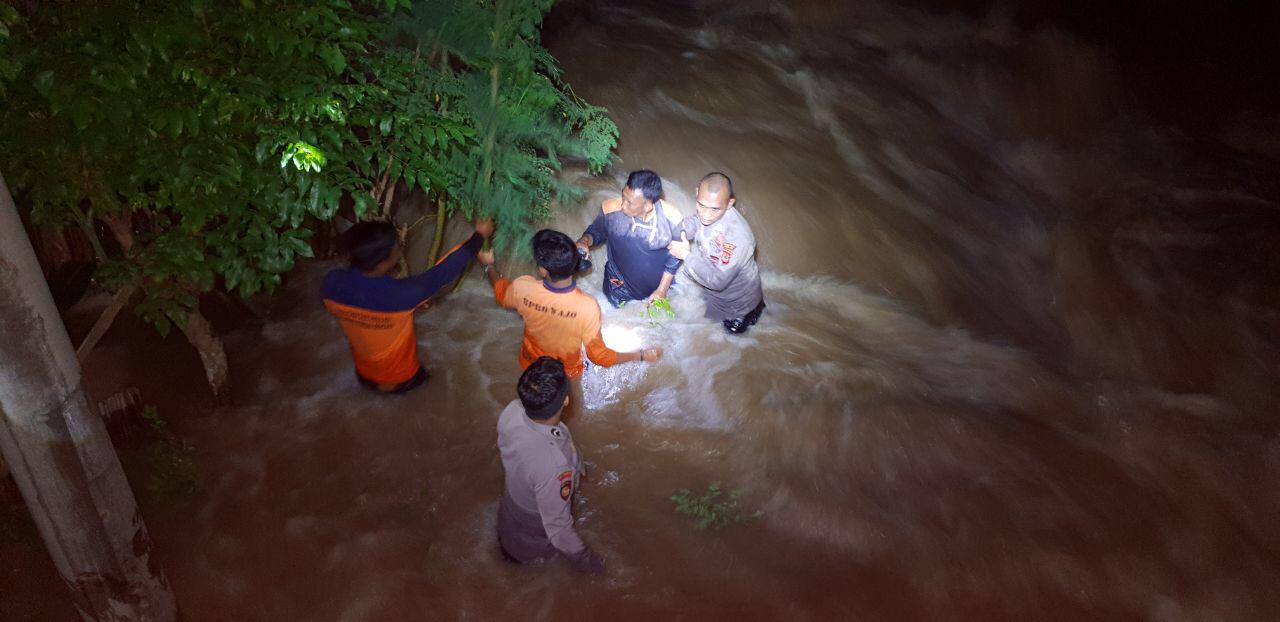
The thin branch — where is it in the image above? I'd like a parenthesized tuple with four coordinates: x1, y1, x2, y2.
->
(76, 281, 139, 363)
(69, 204, 108, 263)
(428, 198, 448, 264)
(404, 211, 434, 233)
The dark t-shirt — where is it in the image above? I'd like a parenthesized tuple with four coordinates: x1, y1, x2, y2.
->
(581, 201, 683, 301)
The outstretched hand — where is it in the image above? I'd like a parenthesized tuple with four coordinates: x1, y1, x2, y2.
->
(476, 250, 495, 266)
(474, 218, 495, 239)
(667, 231, 691, 261)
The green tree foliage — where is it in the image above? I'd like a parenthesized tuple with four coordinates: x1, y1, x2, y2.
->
(1, 0, 401, 334)
(390, 0, 619, 248)
(0, 0, 616, 344)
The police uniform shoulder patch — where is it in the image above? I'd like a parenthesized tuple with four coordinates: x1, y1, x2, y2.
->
(557, 470, 573, 500)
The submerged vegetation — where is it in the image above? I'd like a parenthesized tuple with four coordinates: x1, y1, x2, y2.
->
(642, 297, 677, 325)
(140, 406, 199, 503)
(670, 483, 761, 531)
(618, 297, 677, 326)
(0, 0, 618, 397)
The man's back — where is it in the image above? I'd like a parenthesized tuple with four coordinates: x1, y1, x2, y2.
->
(322, 268, 426, 385)
(322, 232, 481, 385)
(494, 275, 615, 377)
(497, 399, 580, 513)
(495, 399, 591, 566)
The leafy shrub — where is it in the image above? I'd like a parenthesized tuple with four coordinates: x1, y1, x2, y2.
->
(670, 483, 760, 530)
(140, 406, 198, 503)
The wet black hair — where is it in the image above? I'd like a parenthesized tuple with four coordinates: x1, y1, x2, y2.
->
(699, 171, 734, 198)
(518, 356, 569, 420)
(342, 221, 398, 272)
(625, 169, 663, 204)
(532, 229, 578, 280)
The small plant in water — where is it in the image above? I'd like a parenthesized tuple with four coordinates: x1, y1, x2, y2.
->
(670, 482, 760, 530)
(641, 297, 676, 326)
(141, 406, 199, 503)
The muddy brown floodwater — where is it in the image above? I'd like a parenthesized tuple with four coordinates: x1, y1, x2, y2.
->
(5, 0, 1280, 620)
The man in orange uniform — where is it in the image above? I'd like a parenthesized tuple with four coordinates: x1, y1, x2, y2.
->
(479, 229, 661, 382)
(323, 218, 493, 393)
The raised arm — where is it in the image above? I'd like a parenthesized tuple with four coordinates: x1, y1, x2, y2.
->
(477, 249, 516, 308)
(405, 230, 483, 303)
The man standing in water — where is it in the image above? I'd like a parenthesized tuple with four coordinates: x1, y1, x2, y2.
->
(667, 172, 765, 333)
(496, 356, 604, 573)
(322, 218, 493, 393)
(479, 229, 662, 379)
(575, 170, 685, 307)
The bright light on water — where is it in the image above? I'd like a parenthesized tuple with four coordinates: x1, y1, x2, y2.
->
(600, 325, 642, 352)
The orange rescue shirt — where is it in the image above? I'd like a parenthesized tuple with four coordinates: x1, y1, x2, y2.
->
(323, 234, 481, 385)
(493, 276, 618, 378)
(322, 300, 421, 385)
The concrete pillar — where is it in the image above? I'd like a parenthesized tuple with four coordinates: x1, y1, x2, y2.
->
(0, 173, 176, 620)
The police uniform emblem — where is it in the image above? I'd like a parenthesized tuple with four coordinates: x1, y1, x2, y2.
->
(557, 469, 573, 500)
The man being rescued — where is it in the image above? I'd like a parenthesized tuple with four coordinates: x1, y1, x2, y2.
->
(496, 356, 604, 573)
(575, 170, 685, 308)
(478, 229, 662, 385)
(322, 218, 494, 393)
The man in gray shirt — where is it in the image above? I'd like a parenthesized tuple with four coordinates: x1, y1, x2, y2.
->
(495, 356, 605, 573)
(667, 172, 766, 334)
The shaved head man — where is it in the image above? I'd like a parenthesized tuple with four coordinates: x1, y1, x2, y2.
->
(694, 173, 734, 226)
(667, 172, 765, 333)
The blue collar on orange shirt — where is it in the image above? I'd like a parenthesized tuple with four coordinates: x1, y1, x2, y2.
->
(542, 278, 576, 293)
